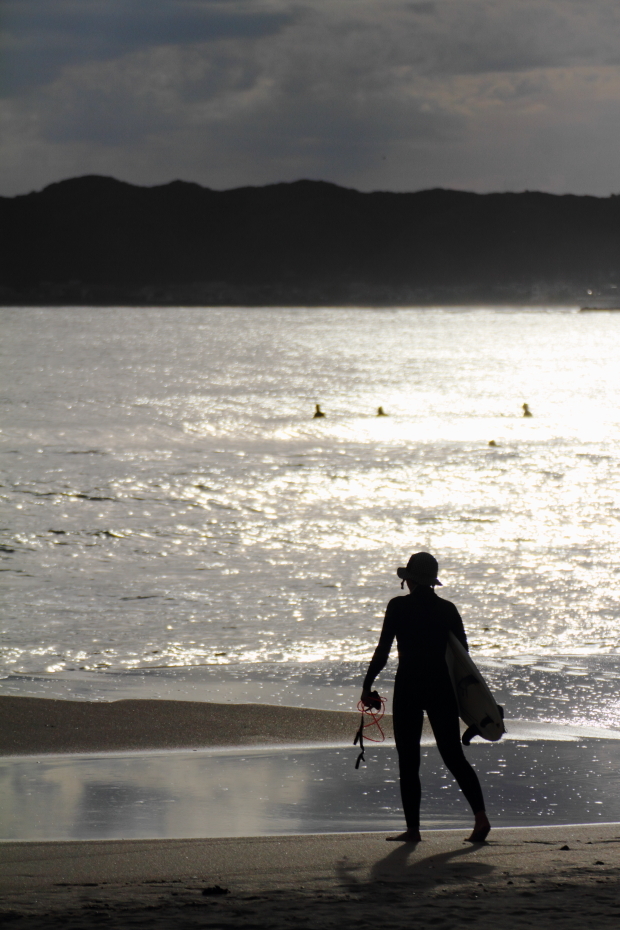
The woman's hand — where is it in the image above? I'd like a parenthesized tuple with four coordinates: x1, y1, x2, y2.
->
(360, 689, 375, 708)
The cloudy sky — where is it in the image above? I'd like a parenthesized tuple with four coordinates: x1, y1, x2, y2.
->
(2, 0, 620, 196)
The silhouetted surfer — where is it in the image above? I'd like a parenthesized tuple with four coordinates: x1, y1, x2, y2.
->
(522, 403, 532, 417)
(361, 552, 490, 843)
(376, 406, 388, 416)
(313, 404, 325, 418)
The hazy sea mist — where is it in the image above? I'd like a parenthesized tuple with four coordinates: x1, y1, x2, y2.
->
(2, 305, 620, 682)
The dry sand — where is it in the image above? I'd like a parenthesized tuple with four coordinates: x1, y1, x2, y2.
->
(1, 695, 619, 927)
(1, 826, 620, 928)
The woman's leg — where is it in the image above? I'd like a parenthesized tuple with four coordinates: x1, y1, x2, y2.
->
(391, 686, 424, 836)
(425, 689, 486, 822)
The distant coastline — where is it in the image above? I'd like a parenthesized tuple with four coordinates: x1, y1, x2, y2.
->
(0, 282, 590, 308)
(1, 176, 619, 307)
(579, 305, 620, 311)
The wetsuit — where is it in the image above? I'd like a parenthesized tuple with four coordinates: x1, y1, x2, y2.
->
(363, 585, 485, 830)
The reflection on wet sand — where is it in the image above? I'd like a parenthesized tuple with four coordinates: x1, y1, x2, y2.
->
(2, 739, 619, 841)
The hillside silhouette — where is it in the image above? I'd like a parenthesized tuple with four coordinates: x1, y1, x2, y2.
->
(1, 176, 619, 304)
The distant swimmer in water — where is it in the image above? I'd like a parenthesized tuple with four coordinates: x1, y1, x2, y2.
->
(377, 406, 388, 416)
(522, 403, 533, 417)
(313, 404, 325, 418)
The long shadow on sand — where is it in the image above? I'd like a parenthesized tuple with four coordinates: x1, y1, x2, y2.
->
(336, 836, 494, 897)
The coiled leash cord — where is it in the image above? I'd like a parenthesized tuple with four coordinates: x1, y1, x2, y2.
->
(353, 692, 386, 769)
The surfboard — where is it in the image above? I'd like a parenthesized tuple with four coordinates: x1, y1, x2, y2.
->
(445, 632, 505, 742)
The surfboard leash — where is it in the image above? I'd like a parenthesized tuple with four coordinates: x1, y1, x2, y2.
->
(354, 693, 386, 769)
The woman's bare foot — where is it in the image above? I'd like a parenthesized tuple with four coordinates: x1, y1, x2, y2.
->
(386, 829, 422, 843)
(466, 811, 490, 843)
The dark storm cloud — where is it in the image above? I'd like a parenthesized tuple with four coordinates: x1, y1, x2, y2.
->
(1, 0, 293, 94)
(3, 0, 620, 196)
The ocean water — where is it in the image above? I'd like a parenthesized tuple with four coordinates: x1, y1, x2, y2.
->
(2, 306, 620, 717)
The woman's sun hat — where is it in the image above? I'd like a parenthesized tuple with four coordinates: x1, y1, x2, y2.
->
(396, 551, 442, 587)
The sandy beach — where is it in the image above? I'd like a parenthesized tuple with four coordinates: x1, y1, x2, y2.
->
(1, 694, 620, 926)
(1, 825, 619, 928)
(0, 695, 394, 754)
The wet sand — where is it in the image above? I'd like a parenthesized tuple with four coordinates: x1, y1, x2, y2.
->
(0, 695, 392, 754)
(2, 695, 619, 927)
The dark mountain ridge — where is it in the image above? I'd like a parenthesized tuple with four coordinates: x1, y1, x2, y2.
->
(2, 175, 619, 304)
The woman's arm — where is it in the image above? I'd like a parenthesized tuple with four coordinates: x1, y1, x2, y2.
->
(361, 600, 397, 700)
